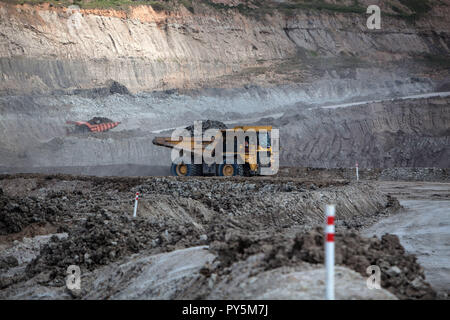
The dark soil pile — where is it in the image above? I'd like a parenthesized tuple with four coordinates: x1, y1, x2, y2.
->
(0, 175, 432, 300)
(0, 256, 18, 270)
(208, 228, 436, 300)
(0, 188, 67, 235)
(25, 210, 204, 286)
(185, 120, 227, 135)
(72, 80, 130, 98)
(87, 117, 114, 125)
(108, 80, 131, 95)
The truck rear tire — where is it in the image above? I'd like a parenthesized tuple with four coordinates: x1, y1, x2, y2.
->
(217, 163, 243, 176)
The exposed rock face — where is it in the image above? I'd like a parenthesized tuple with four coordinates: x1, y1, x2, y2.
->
(1, 92, 448, 170)
(0, 1, 448, 170)
(0, 1, 449, 94)
(275, 96, 450, 168)
(284, 5, 450, 58)
(0, 3, 292, 94)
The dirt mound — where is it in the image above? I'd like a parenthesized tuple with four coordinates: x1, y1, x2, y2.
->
(72, 80, 131, 98)
(107, 80, 130, 95)
(185, 120, 227, 135)
(278, 167, 450, 182)
(25, 210, 205, 286)
(87, 117, 114, 125)
(379, 168, 450, 182)
(0, 174, 434, 299)
(0, 190, 67, 236)
(207, 228, 436, 300)
(0, 256, 18, 270)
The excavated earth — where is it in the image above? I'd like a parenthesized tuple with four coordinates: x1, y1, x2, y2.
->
(1, 0, 450, 173)
(0, 173, 437, 299)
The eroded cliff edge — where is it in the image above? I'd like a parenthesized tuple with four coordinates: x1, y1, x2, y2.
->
(1, 0, 449, 94)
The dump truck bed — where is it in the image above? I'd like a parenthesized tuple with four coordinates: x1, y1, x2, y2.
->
(152, 136, 213, 148)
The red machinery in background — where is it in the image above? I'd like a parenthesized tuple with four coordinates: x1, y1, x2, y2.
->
(66, 117, 121, 134)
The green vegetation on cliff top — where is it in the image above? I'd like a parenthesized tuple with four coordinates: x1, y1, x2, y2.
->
(1, 0, 171, 10)
(1, 0, 432, 18)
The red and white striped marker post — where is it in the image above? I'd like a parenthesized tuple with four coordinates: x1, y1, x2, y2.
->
(133, 192, 139, 218)
(325, 204, 335, 300)
(355, 162, 359, 181)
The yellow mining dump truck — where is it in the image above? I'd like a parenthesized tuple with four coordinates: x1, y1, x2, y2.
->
(152, 125, 278, 176)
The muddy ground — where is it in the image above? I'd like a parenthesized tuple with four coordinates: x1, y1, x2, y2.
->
(0, 172, 441, 299)
(366, 181, 450, 298)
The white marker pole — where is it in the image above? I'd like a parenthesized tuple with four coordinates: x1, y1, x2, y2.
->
(356, 162, 359, 181)
(133, 192, 139, 218)
(325, 204, 335, 300)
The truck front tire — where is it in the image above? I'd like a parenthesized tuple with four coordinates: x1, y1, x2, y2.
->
(171, 163, 202, 176)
